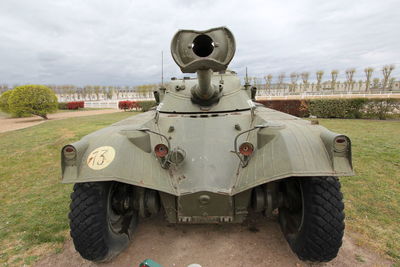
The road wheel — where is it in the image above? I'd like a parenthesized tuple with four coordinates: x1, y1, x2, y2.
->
(69, 182, 138, 262)
(279, 177, 345, 262)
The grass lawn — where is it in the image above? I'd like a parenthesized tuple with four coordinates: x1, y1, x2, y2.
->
(0, 112, 135, 266)
(0, 116, 399, 266)
(318, 119, 400, 263)
(56, 108, 112, 113)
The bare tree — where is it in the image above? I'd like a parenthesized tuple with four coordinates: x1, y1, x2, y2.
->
(81, 87, 88, 100)
(372, 78, 380, 89)
(66, 85, 76, 101)
(358, 80, 363, 91)
(316, 70, 324, 91)
(116, 86, 121, 99)
(382, 64, 395, 90)
(93, 86, 100, 100)
(336, 81, 341, 91)
(301, 72, 309, 92)
(106, 87, 114, 100)
(330, 70, 339, 91)
(388, 77, 396, 89)
(345, 68, 356, 92)
(104, 86, 108, 100)
(278, 73, 286, 93)
(264, 74, 273, 94)
(290, 72, 298, 92)
(364, 67, 374, 93)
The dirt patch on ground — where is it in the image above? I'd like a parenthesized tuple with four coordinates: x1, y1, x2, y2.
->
(35, 214, 392, 267)
(0, 109, 121, 133)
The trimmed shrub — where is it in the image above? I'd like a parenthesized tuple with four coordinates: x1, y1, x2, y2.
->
(256, 100, 309, 117)
(0, 90, 12, 113)
(257, 98, 400, 120)
(132, 101, 140, 110)
(308, 98, 367, 119)
(119, 100, 156, 112)
(363, 98, 400, 120)
(118, 101, 133, 111)
(66, 101, 84, 110)
(58, 102, 68, 110)
(137, 101, 157, 112)
(8, 85, 58, 119)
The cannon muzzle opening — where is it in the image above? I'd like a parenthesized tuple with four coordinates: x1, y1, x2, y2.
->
(192, 34, 214, 57)
(171, 27, 236, 104)
(171, 27, 236, 73)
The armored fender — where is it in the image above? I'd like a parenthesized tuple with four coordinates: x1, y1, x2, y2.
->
(62, 108, 353, 195)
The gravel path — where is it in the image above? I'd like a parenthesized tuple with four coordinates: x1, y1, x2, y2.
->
(35, 214, 392, 267)
(0, 109, 121, 133)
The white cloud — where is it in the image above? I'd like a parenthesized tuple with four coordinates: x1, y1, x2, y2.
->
(0, 0, 398, 85)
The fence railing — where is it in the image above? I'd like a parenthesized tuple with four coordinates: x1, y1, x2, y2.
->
(84, 97, 155, 109)
(255, 90, 400, 100)
(81, 90, 400, 108)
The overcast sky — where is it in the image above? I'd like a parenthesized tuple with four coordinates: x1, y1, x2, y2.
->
(0, 0, 399, 86)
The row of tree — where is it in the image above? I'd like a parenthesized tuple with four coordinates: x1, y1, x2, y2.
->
(248, 64, 397, 93)
(0, 65, 397, 99)
(0, 84, 158, 101)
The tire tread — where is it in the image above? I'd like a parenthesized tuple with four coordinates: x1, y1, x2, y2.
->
(286, 177, 345, 262)
(69, 183, 109, 261)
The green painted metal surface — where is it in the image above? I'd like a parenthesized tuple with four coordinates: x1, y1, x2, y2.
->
(61, 26, 354, 223)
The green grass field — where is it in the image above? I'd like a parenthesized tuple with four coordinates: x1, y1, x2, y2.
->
(56, 108, 111, 113)
(0, 115, 399, 266)
(0, 112, 135, 266)
(320, 119, 400, 263)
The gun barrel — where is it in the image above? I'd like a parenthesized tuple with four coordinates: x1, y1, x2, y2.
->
(194, 69, 215, 100)
(170, 27, 236, 104)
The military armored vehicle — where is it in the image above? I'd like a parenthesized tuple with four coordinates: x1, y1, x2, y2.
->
(62, 27, 353, 263)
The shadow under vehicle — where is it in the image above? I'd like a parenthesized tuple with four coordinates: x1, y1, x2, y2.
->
(62, 27, 353, 262)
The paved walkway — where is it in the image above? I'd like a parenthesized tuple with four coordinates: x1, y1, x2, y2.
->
(0, 109, 121, 133)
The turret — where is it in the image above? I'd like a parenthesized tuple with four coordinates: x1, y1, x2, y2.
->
(170, 27, 236, 105)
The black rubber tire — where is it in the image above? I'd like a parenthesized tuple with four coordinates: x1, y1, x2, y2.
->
(279, 177, 345, 262)
(69, 182, 138, 262)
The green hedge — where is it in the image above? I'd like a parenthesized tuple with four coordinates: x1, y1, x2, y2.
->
(58, 102, 68, 110)
(258, 98, 400, 120)
(308, 98, 400, 120)
(308, 99, 367, 119)
(138, 101, 157, 112)
(0, 90, 12, 113)
(363, 99, 400, 120)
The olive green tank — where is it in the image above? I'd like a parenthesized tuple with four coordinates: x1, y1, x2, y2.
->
(62, 27, 353, 263)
